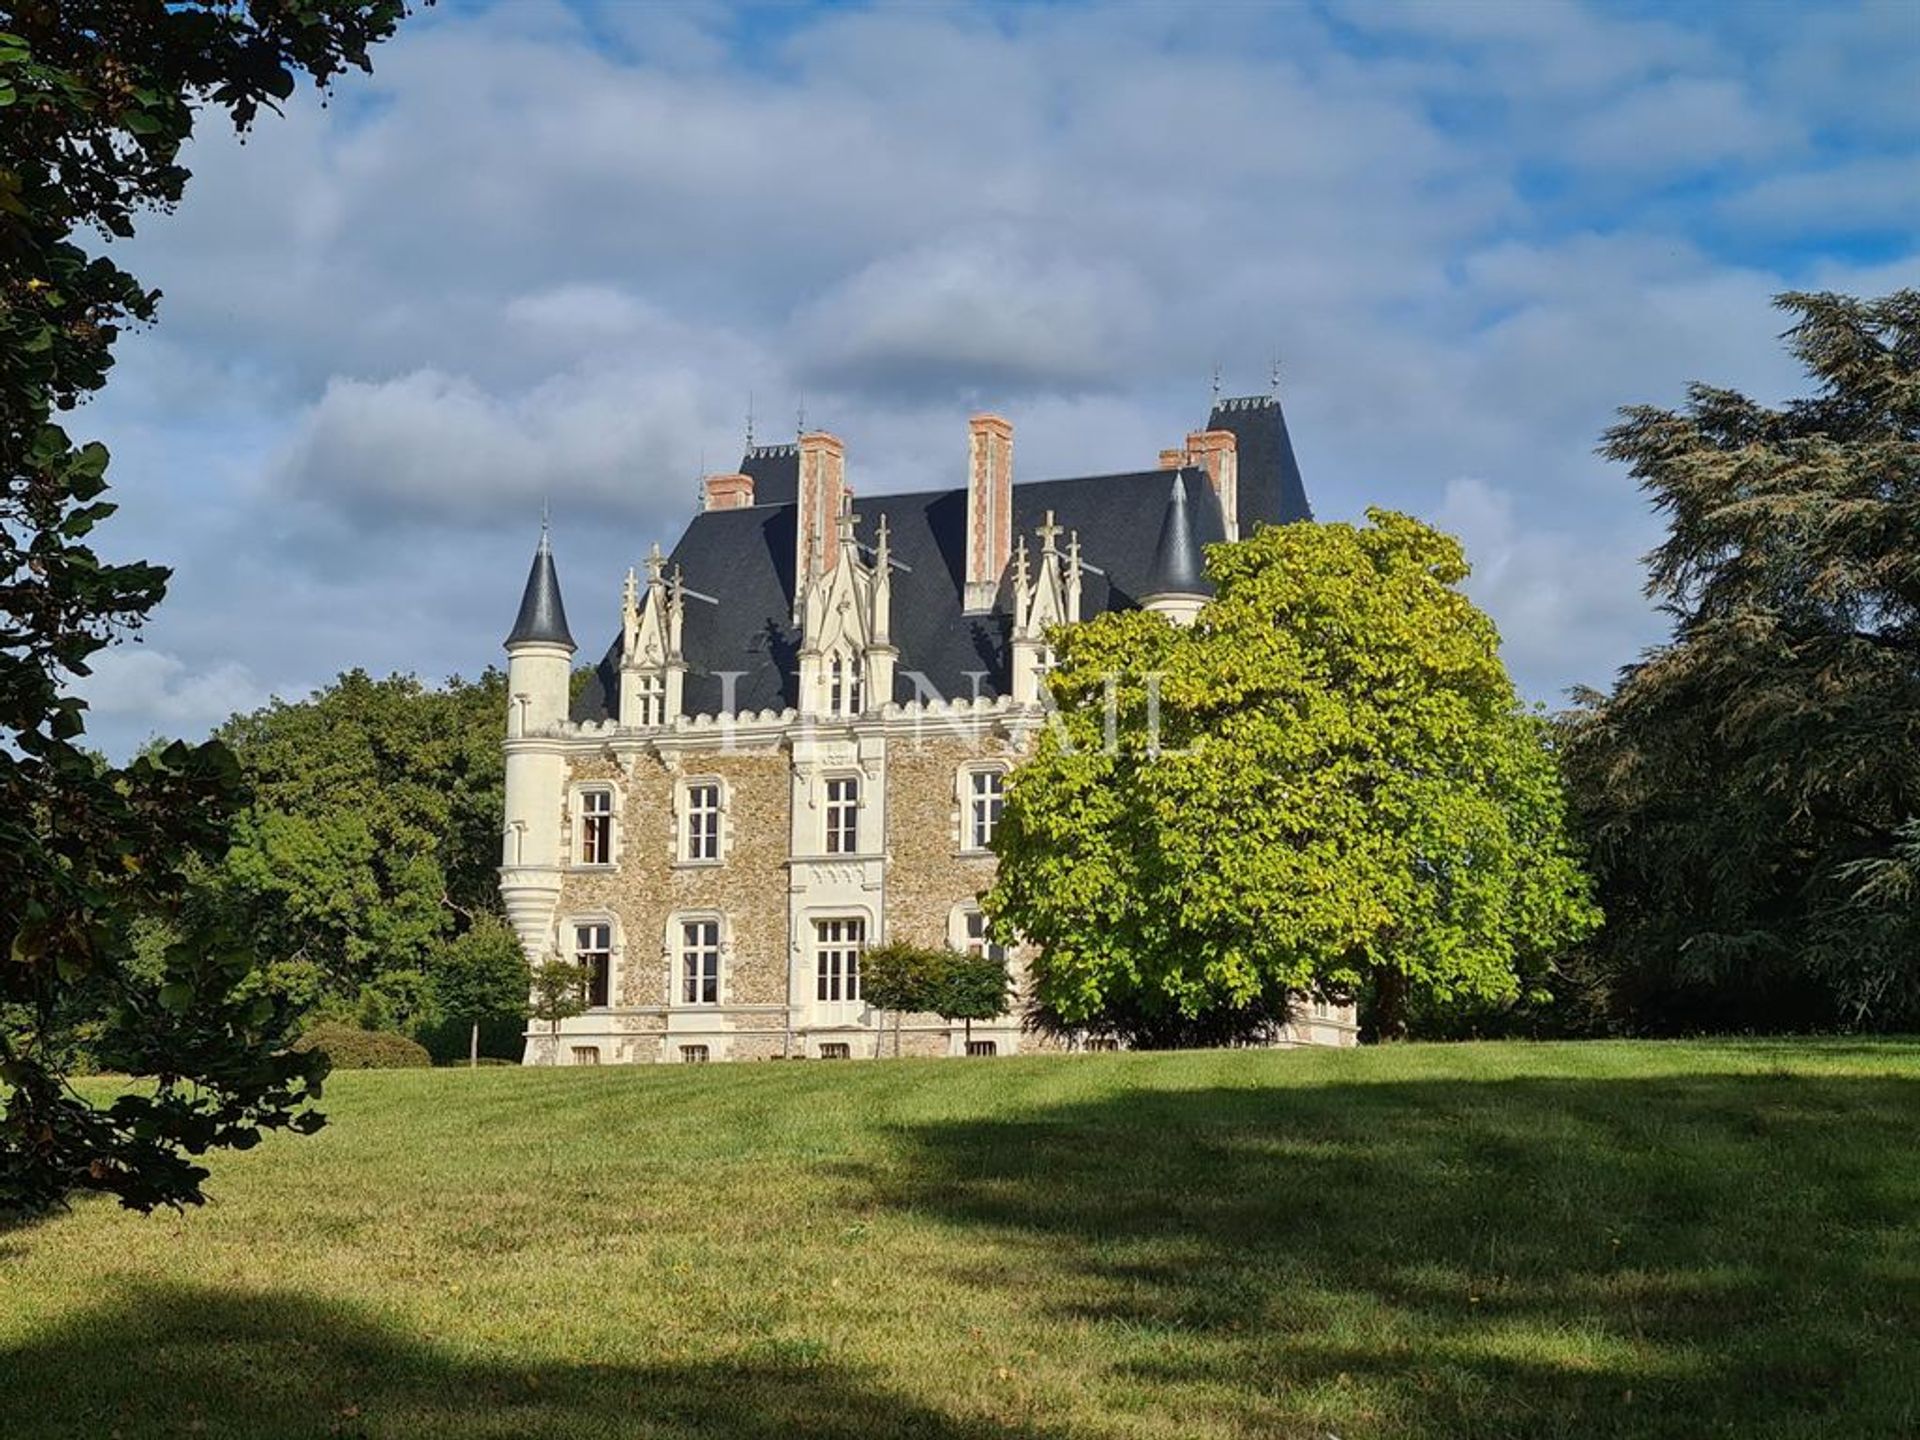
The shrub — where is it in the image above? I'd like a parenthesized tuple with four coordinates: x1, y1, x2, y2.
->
(291, 1022, 431, 1070)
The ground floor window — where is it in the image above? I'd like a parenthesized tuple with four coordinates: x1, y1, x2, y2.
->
(681, 919, 721, 1004)
(965, 1040, 997, 1057)
(960, 908, 1009, 963)
(815, 917, 865, 1002)
(574, 922, 612, 1008)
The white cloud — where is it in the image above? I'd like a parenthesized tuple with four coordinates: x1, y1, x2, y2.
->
(53, 0, 1920, 757)
(1563, 77, 1801, 178)
(79, 647, 280, 739)
(1437, 478, 1661, 700)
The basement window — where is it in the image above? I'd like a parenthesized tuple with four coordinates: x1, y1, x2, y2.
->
(819, 1043, 851, 1060)
(570, 1046, 601, 1066)
(965, 1040, 997, 1058)
(680, 1045, 710, 1064)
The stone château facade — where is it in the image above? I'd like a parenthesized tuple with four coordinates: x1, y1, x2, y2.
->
(501, 395, 1359, 1063)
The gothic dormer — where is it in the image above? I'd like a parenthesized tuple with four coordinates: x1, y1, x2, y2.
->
(1010, 510, 1082, 705)
(798, 506, 891, 720)
(619, 542, 686, 727)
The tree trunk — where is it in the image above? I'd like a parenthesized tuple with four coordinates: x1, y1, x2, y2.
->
(894, 1009, 902, 1058)
(470, 1021, 480, 1069)
(1372, 965, 1410, 1042)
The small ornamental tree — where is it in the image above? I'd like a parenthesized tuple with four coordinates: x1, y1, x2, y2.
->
(529, 959, 587, 1060)
(859, 941, 947, 1056)
(930, 951, 1013, 1046)
(432, 917, 530, 1067)
(986, 511, 1600, 1041)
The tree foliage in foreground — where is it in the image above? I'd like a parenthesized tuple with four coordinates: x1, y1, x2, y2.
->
(1, 2, 411, 1217)
(987, 512, 1600, 1042)
(1562, 290, 1920, 1033)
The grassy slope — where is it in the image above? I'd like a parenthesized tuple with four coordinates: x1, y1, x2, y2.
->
(2, 1040, 1916, 1440)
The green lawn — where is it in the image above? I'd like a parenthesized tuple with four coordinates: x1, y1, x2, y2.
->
(3, 1041, 1917, 1439)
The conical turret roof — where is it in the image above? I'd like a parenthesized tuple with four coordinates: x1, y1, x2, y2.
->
(506, 526, 575, 649)
(1139, 473, 1212, 600)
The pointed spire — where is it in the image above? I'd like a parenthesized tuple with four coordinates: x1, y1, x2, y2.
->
(1140, 474, 1211, 602)
(506, 521, 575, 649)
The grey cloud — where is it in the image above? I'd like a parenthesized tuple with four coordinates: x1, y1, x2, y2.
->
(792, 236, 1154, 396)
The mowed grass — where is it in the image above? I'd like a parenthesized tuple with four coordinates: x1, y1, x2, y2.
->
(2, 1041, 1918, 1439)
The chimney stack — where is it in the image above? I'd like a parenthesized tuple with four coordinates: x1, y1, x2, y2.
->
(965, 414, 1013, 612)
(795, 431, 847, 595)
(1183, 428, 1239, 540)
(702, 472, 755, 511)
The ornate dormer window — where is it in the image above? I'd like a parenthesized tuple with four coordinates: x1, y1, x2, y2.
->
(635, 673, 665, 727)
(826, 653, 865, 718)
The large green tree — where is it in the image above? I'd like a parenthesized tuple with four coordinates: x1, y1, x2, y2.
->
(1, 3, 411, 1216)
(1562, 290, 1920, 1033)
(987, 512, 1599, 1042)
(208, 668, 508, 1028)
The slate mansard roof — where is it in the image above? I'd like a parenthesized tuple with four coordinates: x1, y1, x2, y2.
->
(569, 394, 1311, 722)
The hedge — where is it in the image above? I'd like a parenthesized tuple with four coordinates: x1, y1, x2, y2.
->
(291, 1022, 432, 1070)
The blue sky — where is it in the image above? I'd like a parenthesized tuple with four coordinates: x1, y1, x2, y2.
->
(74, 0, 1920, 755)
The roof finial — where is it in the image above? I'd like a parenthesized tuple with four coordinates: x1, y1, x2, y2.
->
(539, 497, 551, 551)
(1270, 353, 1282, 396)
(745, 390, 755, 449)
(1210, 362, 1222, 404)
(796, 397, 807, 437)
(1036, 508, 1062, 556)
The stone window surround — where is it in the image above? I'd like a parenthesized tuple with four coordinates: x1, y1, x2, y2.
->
(564, 910, 621, 1010)
(667, 909, 729, 1007)
(821, 771, 863, 855)
(567, 781, 620, 869)
(810, 911, 869, 1005)
(954, 761, 1009, 855)
(675, 775, 728, 866)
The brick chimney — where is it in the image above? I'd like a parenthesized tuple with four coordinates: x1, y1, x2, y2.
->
(702, 472, 754, 511)
(965, 414, 1013, 612)
(1183, 428, 1239, 539)
(1158, 447, 1186, 470)
(796, 431, 847, 594)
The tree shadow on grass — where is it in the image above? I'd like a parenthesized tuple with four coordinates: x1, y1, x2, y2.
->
(0, 1283, 1056, 1440)
(857, 1071, 1920, 1440)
